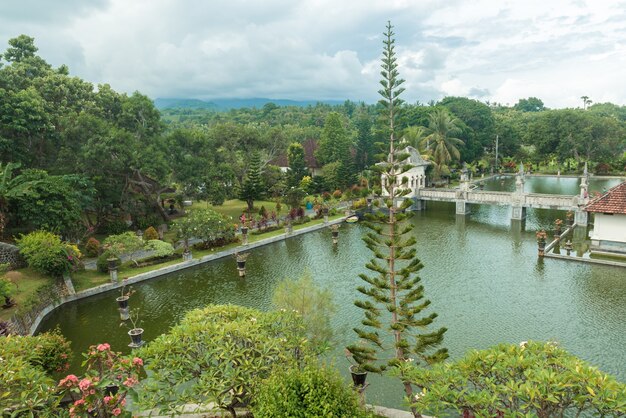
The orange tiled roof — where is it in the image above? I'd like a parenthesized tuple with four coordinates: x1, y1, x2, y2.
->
(585, 182, 626, 214)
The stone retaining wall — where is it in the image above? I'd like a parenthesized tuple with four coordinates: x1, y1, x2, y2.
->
(0, 242, 26, 269)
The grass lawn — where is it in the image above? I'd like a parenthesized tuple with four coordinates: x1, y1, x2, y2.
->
(0, 268, 52, 321)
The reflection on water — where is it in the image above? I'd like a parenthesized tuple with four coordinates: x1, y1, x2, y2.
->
(38, 177, 626, 409)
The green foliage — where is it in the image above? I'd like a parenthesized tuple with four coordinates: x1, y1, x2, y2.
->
(97, 251, 120, 273)
(144, 239, 174, 258)
(0, 277, 14, 300)
(420, 108, 464, 176)
(103, 231, 145, 264)
(400, 341, 626, 417)
(317, 112, 352, 166)
(0, 332, 72, 415)
(143, 226, 159, 241)
(238, 151, 265, 212)
(288, 142, 309, 188)
(12, 169, 94, 236)
(172, 208, 235, 249)
(137, 305, 309, 417)
(272, 273, 336, 353)
(348, 23, 447, 417)
(0, 331, 72, 374)
(513, 96, 546, 112)
(16, 230, 82, 277)
(252, 363, 371, 418)
(84, 237, 101, 257)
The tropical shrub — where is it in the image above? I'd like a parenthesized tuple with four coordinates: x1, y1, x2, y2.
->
(58, 343, 143, 418)
(97, 251, 121, 274)
(332, 189, 343, 199)
(0, 332, 72, 374)
(399, 341, 626, 417)
(84, 237, 101, 257)
(16, 231, 82, 277)
(252, 363, 370, 418)
(144, 239, 174, 258)
(101, 219, 129, 235)
(103, 232, 145, 265)
(0, 277, 14, 305)
(137, 305, 309, 418)
(172, 208, 235, 250)
(143, 226, 159, 241)
(0, 332, 72, 415)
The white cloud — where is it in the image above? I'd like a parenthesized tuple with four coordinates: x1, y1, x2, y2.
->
(0, 0, 625, 107)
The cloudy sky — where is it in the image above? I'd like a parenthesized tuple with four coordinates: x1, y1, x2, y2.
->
(1, 0, 625, 108)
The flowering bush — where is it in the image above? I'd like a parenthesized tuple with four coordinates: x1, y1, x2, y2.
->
(59, 343, 143, 418)
(16, 231, 83, 277)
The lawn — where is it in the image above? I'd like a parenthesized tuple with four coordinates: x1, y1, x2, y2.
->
(0, 268, 51, 321)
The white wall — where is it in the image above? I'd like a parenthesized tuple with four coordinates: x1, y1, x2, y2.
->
(591, 213, 626, 243)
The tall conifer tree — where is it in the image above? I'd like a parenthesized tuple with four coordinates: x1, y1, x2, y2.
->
(238, 151, 264, 212)
(347, 22, 448, 418)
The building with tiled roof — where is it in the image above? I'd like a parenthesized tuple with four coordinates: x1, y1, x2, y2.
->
(269, 138, 321, 176)
(586, 182, 626, 254)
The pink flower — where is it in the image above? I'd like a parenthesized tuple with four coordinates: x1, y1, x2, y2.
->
(78, 378, 92, 392)
(132, 357, 143, 366)
(104, 396, 112, 404)
(74, 399, 85, 406)
(59, 374, 79, 387)
(123, 377, 138, 387)
(112, 408, 122, 416)
(97, 343, 111, 352)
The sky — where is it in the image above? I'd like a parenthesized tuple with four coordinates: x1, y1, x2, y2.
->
(1, 0, 625, 108)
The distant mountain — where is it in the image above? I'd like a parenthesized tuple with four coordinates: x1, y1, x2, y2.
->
(154, 97, 344, 111)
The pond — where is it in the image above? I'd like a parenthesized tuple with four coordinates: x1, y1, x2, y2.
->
(38, 176, 626, 409)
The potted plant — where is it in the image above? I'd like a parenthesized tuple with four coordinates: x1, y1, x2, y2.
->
(116, 283, 135, 320)
(123, 309, 144, 348)
(536, 230, 547, 257)
(345, 348, 368, 387)
(566, 211, 574, 226)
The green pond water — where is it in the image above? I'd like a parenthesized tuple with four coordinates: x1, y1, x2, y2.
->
(38, 176, 626, 409)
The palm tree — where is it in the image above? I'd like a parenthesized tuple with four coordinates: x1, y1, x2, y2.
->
(420, 109, 464, 176)
(400, 126, 427, 150)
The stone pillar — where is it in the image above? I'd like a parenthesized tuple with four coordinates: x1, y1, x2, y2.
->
(511, 205, 526, 220)
(63, 273, 76, 295)
(411, 198, 425, 211)
(574, 210, 588, 227)
(456, 200, 470, 215)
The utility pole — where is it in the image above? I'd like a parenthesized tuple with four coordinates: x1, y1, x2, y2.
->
(495, 134, 499, 172)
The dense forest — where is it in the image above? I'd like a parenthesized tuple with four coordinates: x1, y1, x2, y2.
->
(1, 34, 625, 240)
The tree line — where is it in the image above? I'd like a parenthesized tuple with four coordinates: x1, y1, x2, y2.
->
(1, 34, 625, 239)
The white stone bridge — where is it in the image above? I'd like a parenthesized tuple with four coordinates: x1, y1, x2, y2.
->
(404, 165, 591, 226)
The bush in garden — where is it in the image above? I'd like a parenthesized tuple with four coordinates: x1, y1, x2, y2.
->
(0, 277, 14, 306)
(16, 231, 82, 277)
(144, 239, 174, 258)
(97, 251, 121, 273)
(58, 343, 143, 418)
(137, 305, 309, 418)
(84, 237, 101, 257)
(252, 363, 371, 418)
(332, 189, 343, 199)
(399, 341, 626, 417)
(101, 219, 129, 235)
(143, 226, 159, 241)
(0, 331, 72, 374)
(0, 332, 72, 415)
(172, 208, 235, 250)
(103, 232, 145, 266)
